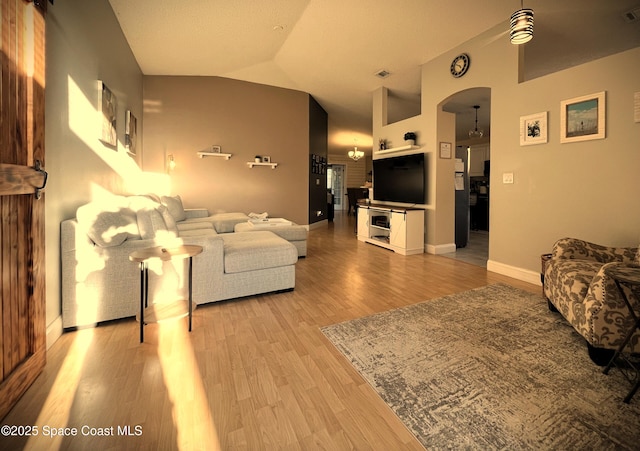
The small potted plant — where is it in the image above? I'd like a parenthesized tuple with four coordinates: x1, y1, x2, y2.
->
(254, 155, 261, 163)
(404, 132, 417, 145)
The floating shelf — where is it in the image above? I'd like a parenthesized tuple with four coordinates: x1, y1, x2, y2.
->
(197, 152, 232, 159)
(376, 144, 421, 155)
(247, 162, 278, 169)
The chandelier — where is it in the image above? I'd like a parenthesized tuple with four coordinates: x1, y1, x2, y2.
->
(348, 146, 364, 161)
(510, 1, 534, 44)
(469, 105, 484, 139)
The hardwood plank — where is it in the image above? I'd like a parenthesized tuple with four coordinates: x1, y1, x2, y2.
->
(1, 214, 540, 448)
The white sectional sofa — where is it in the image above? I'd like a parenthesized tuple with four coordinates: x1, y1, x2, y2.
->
(61, 194, 302, 329)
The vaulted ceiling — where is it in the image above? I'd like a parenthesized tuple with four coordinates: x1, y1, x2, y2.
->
(108, 0, 640, 154)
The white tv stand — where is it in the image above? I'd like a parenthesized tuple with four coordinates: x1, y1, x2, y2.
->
(357, 203, 425, 255)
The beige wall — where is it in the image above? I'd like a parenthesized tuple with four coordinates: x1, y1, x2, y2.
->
(45, 0, 144, 345)
(372, 22, 640, 280)
(420, 23, 640, 282)
(142, 76, 310, 225)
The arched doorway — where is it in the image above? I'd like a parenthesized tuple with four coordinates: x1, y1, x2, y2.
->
(440, 87, 491, 267)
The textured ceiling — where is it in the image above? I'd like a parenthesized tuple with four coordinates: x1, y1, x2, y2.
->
(108, 0, 640, 154)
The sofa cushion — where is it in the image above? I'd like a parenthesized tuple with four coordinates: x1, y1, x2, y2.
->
(76, 197, 139, 247)
(178, 228, 219, 238)
(234, 221, 308, 241)
(162, 195, 187, 222)
(210, 212, 251, 233)
(176, 221, 216, 232)
(221, 231, 298, 274)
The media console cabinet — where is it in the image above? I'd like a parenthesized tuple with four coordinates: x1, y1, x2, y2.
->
(357, 203, 425, 255)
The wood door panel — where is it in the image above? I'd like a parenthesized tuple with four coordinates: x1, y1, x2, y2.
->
(0, 0, 46, 420)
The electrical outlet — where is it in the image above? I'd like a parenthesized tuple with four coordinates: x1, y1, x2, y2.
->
(503, 172, 514, 184)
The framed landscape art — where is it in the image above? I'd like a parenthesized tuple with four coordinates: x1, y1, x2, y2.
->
(560, 91, 605, 143)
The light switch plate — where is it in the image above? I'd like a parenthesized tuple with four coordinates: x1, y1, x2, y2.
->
(503, 172, 514, 184)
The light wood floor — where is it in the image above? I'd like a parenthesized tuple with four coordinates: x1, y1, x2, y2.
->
(2, 213, 539, 450)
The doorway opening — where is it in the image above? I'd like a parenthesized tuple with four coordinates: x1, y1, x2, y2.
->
(441, 87, 491, 267)
(327, 164, 346, 212)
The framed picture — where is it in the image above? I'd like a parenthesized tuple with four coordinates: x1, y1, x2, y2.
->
(262, 156, 271, 163)
(125, 110, 137, 154)
(98, 81, 117, 147)
(439, 142, 452, 159)
(560, 91, 605, 143)
(519, 111, 547, 146)
(211, 145, 221, 153)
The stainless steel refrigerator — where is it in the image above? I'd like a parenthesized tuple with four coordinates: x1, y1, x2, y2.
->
(454, 147, 469, 248)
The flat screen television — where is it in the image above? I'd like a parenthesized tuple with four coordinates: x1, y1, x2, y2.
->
(373, 153, 425, 204)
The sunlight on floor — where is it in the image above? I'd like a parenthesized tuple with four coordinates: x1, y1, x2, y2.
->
(157, 321, 221, 450)
(25, 329, 95, 449)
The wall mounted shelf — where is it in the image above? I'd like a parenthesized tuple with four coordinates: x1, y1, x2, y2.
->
(247, 162, 278, 169)
(197, 152, 232, 159)
(376, 144, 421, 155)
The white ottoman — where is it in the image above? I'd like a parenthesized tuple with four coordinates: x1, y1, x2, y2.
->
(234, 221, 308, 257)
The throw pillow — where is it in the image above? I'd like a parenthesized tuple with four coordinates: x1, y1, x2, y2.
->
(161, 195, 187, 222)
(159, 205, 179, 234)
(137, 208, 169, 240)
(76, 199, 138, 248)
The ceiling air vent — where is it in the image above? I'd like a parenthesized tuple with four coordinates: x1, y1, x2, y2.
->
(374, 69, 391, 79)
(623, 6, 640, 22)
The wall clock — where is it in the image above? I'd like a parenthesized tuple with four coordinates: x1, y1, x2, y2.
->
(450, 53, 470, 78)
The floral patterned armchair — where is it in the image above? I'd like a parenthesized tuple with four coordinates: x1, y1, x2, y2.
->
(543, 237, 640, 365)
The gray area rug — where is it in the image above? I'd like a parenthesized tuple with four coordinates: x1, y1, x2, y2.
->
(321, 284, 640, 450)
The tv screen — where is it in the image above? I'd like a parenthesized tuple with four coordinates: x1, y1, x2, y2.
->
(373, 153, 425, 204)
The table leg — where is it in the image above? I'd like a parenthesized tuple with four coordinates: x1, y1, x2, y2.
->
(625, 379, 640, 403)
(603, 278, 640, 403)
(188, 256, 193, 332)
(139, 262, 145, 343)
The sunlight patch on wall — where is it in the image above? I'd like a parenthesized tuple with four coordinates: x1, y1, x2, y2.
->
(68, 76, 172, 196)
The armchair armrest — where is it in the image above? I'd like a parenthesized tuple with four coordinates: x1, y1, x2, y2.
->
(551, 237, 637, 264)
(583, 261, 640, 350)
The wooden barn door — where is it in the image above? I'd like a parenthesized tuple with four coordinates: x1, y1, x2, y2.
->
(0, 0, 47, 420)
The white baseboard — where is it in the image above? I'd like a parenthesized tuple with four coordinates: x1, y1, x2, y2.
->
(487, 259, 541, 286)
(426, 242, 457, 255)
(46, 315, 63, 350)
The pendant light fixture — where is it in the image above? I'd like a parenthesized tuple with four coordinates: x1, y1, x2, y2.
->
(348, 145, 364, 161)
(469, 105, 484, 139)
(510, 0, 534, 44)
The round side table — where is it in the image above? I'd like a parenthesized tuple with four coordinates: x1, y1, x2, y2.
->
(129, 245, 203, 343)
